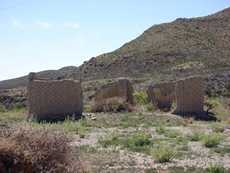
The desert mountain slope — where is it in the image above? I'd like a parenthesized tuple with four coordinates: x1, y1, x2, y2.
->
(79, 7, 230, 80)
(0, 7, 230, 89)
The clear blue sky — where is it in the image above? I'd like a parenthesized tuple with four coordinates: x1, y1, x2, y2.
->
(0, 0, 229, 80)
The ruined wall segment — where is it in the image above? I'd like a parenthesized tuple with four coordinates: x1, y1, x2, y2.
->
(93, 79, 134, 112)
(174, 76, 204, 116)
(147, 82, 175, 111)
(28, 74, 83, 121)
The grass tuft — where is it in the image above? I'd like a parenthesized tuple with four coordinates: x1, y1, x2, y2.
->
(207, 164, 226, 173)
(151, 145, 177, 163)
(99, 132, 152, 153)
(188, 131, 203, 141)
(202, 133, 222, 148)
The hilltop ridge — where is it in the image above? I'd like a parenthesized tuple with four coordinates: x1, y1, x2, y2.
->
(0, 7, 230, 89)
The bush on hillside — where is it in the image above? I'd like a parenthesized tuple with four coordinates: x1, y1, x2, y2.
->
(133, 91, 148, 105)
(0, 125, 84, 173)
(92, 97, 133, 112)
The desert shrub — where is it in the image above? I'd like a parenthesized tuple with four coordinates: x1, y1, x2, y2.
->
(211, 123, 225, 133)
(156, 126, 180, 138)
(156, 125, 167, 135)
(205, 98, 220, 114)
(146, 103, 156, 112)
(62, 119, 87, 138)
(202, 133, 222, 148)
(11, 103, 25, 111)
(0, 124, 84, 173)
(99, 132, 152, 153)
(207, 164, 226, 173)
(99, 135, 120, 148)
(84, 105, 92, 113)
(134, 91, 148, 105)
(182, 117, 194, 126)
(124, 132, 151, 152)
(0, 105, 6, 113)
(92, 97, 133, 113)
(165, 130, 180, 138)
(188, 131, 203, 141)
(31, 119, 88, 138)
(151, 145, 177, 163)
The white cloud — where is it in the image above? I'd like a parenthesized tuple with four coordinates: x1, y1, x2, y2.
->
(63, 22, 80, 29)
(10, 19, 80, 30)
(11, 19, 24, 29)
(34, 21, 52, 29)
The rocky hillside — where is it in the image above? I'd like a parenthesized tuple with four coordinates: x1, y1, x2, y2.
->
(0, 7, 230, 90)
(79, 7, 230, 80)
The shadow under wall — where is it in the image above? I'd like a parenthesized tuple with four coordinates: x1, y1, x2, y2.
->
(172, 110, 217, 121)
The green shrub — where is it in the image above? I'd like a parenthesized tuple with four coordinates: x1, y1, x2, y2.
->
(31, 118, 88, 137)
(156, 126, 180, 138)
(211, 123, 225, 133)
(146, 103, 155, 112)
(134, 91, 148, 105)
(124, 132, 151, 152)
(202, 133, 222, 148)
(156, 126, 167, 135)
(207, 164, 226, 173)
(188, 132, 203, 141)
(99, 132, 152, 153)
(99, 135, 120, 148)
(151, 145, 177, 163)
(165, 130, 180, 138)
(205, 99, 220, 113)
(84, 104, 92, 113)
(0, 105, 6, 113)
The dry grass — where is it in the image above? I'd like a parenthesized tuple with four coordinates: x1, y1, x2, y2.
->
(92, 97, 133, 113)
(0, 124, 84, 173)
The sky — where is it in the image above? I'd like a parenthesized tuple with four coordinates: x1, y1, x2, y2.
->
(0, 0, 229, 81)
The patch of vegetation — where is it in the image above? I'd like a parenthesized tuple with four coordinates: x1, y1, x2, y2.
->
(84, 104, 92, 113)
(151, 145, 177, 163)
(207, 164, 226, 173)
(92, 97, 132, 112)
(133, 91, 158, 112)
(0, 104, 6, 113)
(99, 132, 152, 153)
(146, 103, 156, 112)
(85, 113, 185, 129)
(205, 97, 230, 121)
(172, 61, 204, 71)
(212, 145, 230, 155)
(202, 133, 222, 148)
(0, 107, 26, 124)
(205, 98, 220, 114)
(31, 118, 88, 137)
(156, 125, 167, 134)
(0, 124, 82, 172)
(165, 129, 180, 138)
(188, 131, 203, 141)
(133, 91, 148, 105)
(162, 167, 208, 173)
(211, 123, 225, 133)
(156, 126, 181, 139)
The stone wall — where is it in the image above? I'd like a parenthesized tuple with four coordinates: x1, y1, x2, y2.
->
(28, 78, 83, 121)
(93, 79, 134, 112)
(174, 76, 204, 115)
(147, 82, 175, 111)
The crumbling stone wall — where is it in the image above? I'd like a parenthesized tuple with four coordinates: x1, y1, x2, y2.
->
(93, 79, 134, 112)
(28, 75, 83, 121)
(147, 82, 175, 111)
(174, 77, 204, 115)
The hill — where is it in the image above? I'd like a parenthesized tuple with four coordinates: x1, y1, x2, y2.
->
(0, 7, 230, 91)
